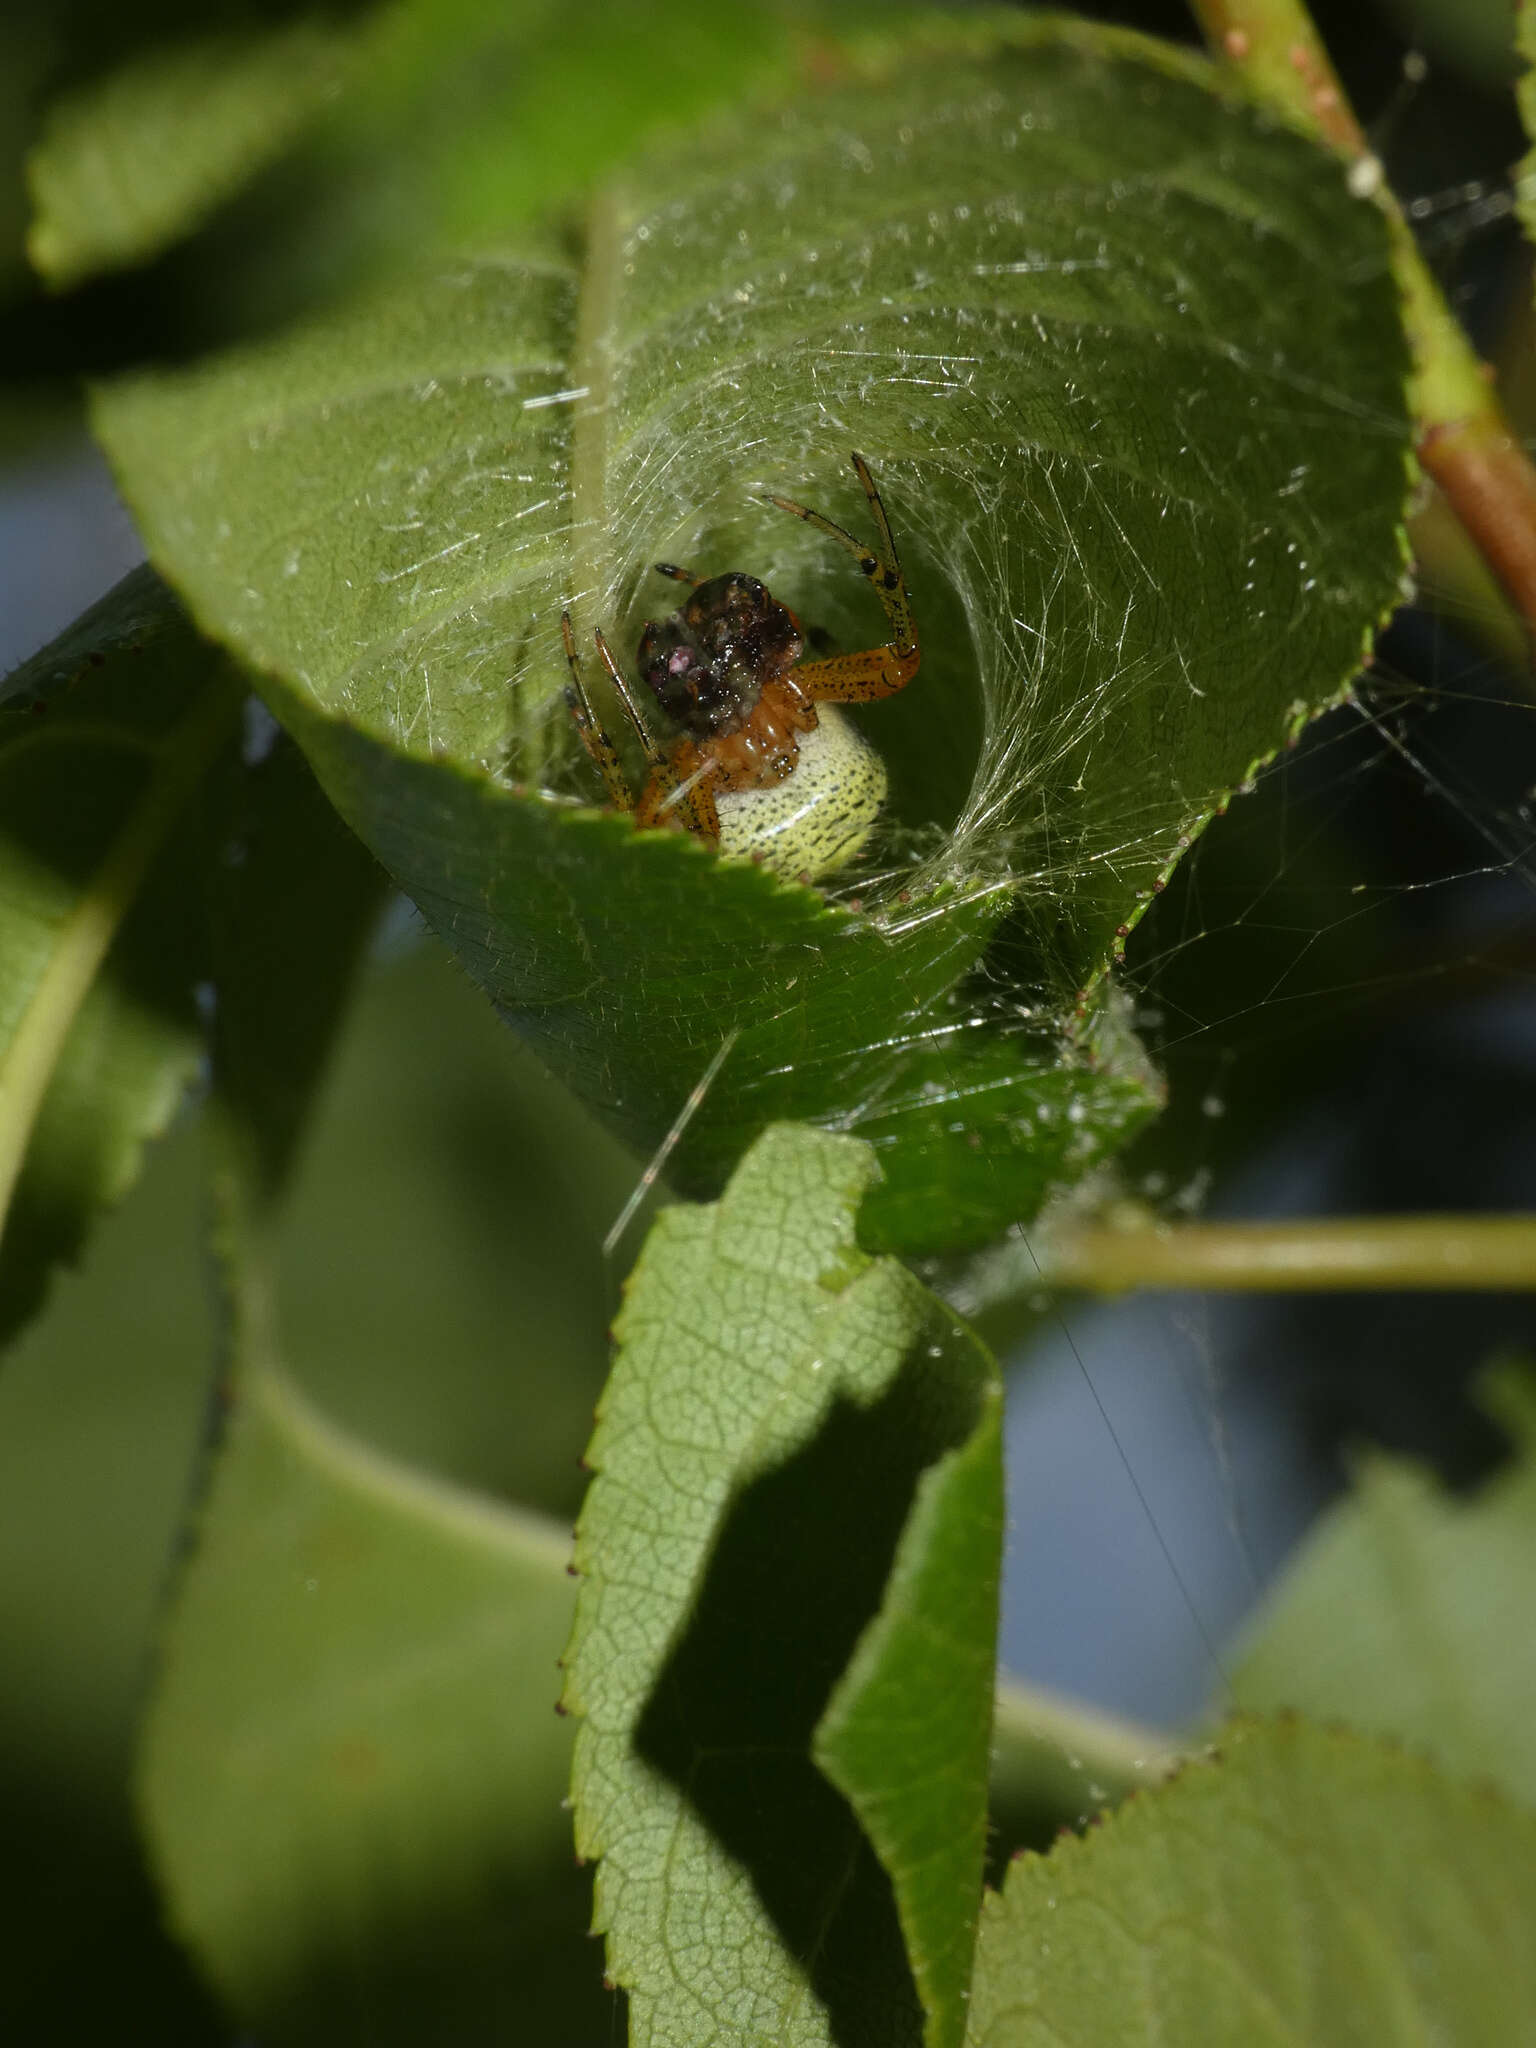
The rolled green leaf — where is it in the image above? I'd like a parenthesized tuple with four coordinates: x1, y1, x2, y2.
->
(95, 19, 1412, 1252)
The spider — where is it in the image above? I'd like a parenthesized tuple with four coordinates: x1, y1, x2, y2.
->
(560, 451, 919, 882)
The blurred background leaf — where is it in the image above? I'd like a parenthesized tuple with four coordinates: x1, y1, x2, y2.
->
(126, 714, 631, 2042)
(27, 15, 358, 289)
(0, 1114, 223, 2043)
(1231, 1362, 1536, 1805)
(17, 0, 894, 360)
(967, 1719, 1536, 2048)
(0, 569, 238, 1347)
(136, 1363, 610, 2048)
(0, 923, 640, 2035)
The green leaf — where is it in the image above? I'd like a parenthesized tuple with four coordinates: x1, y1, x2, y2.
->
(814, 1341, 1003, 2048)
(24, 0, 873, 300)
(0, 1116, 223, 2041)
(0, 919, 626, 2034)
(1517, 0, 1536, 253)
(94, 19, 1412, 1252)
(205, 722, 387, 1216)
(1397, 0, 1519, 89)
(276, 728, 1159, 1254)
(0, 568, 240, 1348)
(1231, 1365, 1536, 1810)
(563, 1123, 1004, 2048)
(135, 709, 613, 2039)
(0, 663, 374, 2032)
(267, 932, 635, 1513)
(25, 20, 356, 289)
(0, 20, 51, 300)
(966, 1717, 1536, 2048)
(136, 1363, 605, 2044)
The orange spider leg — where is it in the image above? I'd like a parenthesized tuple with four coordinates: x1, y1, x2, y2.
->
(762, 449, 920, 704)
(787, 643, 920, 703)
(561, 610, 633, 811)
(591, 628, 721, 841)
(651, 562, 701, 588)
(560, 610, 719, 841)
(635, 736, 721, 842)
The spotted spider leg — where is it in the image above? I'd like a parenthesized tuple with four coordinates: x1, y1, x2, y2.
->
(761, 451, 920, 703)
(559, 610, 719, 841)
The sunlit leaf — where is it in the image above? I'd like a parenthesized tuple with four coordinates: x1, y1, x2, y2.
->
(564, 1123, 1003, 2048)
(94, 19, 1412, 1252)
(0, 568, 239, 1348)
(966, 1718, 1536, 2048)
(1232, 1364, 1536, 1808)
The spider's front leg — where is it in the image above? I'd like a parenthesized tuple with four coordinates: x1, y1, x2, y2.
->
(561, 611, 635, 813)
(560, 610, 719, 843)
(634, 737, 720, 845)
(762, 451, 920, 705)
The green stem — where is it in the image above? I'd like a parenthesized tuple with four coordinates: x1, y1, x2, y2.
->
(1188, 0, 1367, 152)
(0, 677, 237, 1236)
(1045, 1215, 1536, 1293)
(991, 1674, 1180, 1819)
(249, 1356, 580, 1567)
(1189, 0, 1536, 651)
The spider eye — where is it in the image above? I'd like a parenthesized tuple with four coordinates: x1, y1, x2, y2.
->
(639, 619, 717, 729)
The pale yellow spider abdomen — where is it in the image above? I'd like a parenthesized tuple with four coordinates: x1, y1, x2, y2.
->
(714, 704, 888, 882)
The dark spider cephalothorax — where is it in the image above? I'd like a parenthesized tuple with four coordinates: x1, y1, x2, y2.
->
(561, 451, 919, 882)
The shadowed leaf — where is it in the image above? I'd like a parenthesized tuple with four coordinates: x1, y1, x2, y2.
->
(0, 568, 239, 1348)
